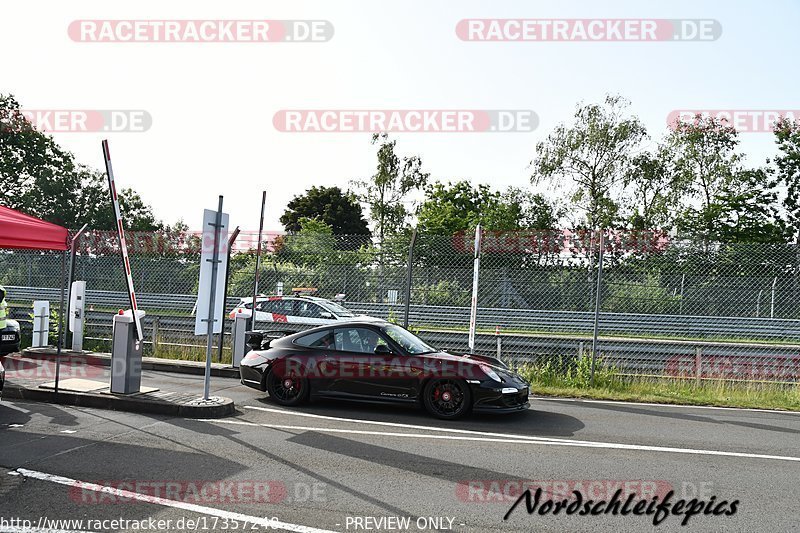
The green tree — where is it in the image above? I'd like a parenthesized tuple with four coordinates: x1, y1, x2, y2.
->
(280, 186, 370, 236)
(0, 93, 161, 230)
(80, 170, 160, 231)
(665, 115, 742, 243)
(352, 133, 429, 246)
(417, 181, 557, 234)
(1, 94, 75, 215)
(694, 168, 786, 244)
(505, 188, 563, 230)
(774, 118, 800, 244)
(623, 149, 678, 231)
(531, 95, 646, 228)
(279, 217, 338, 267)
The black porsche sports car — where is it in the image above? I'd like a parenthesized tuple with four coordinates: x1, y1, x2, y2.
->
(239, 318, 530, 419)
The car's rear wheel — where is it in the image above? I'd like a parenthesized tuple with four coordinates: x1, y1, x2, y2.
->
(423, 378, 471, 420)
(266, 367, 309, 406)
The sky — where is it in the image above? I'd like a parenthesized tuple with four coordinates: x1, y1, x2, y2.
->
(3, 0, 799, 232)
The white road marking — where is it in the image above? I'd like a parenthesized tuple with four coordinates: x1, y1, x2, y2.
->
(531, 396, 800, 415)
(244, 405, 564, 442)
(234, 406, 800, 463)
(11, 468, 339, 533)
(60, 430, 77, 434)
(202, 419, 539, 445)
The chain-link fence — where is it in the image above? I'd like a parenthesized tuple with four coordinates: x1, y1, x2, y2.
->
(3, 228, 800, 381)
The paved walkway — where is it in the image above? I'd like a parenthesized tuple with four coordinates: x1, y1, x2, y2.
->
(1, 351, 235, 417)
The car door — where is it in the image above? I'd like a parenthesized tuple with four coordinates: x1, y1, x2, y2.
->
(291, 327, 343, 394)
(269, 298, 293, 323)
(293, 300, 330, 326)
(327, 326, 415, 400)
(254, 299, 278, 323)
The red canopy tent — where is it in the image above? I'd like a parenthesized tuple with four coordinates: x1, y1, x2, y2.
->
(0, 206, 69, 251)
(0, 206, 73, 393)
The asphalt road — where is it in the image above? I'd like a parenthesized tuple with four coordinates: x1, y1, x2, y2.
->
(1, 371, 800, 532)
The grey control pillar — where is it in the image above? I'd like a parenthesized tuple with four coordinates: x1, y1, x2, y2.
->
(231, 309, 252, 368)
(110, 310, 145, 394)
(69, 281, 86, 352)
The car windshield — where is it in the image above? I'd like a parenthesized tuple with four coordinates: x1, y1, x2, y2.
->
(381, 324, 435, 355)
(320, 300, 355, 317)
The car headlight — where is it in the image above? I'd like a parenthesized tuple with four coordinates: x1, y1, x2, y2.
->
(480, 364, 502, 383)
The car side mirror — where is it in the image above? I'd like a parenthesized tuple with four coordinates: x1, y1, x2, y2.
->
(320, 311, 334, 319)
(374, 344, 392, 355)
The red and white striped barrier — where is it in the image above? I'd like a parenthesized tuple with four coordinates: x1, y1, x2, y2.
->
(101, 139, 143, 341)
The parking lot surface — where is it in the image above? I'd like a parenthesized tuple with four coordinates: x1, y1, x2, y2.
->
(2, 371, 799, 532)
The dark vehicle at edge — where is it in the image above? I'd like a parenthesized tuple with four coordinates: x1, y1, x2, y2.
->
(239, 318, 530, 420)
(0, 320, 21, 355)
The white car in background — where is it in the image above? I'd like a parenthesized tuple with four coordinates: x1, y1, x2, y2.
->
(229, 294, 359, 326)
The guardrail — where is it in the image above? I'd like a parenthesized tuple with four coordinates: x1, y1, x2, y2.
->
(8, 306, 799, 379)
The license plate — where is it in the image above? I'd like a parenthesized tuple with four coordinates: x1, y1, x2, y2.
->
(1, 334, 15, 341)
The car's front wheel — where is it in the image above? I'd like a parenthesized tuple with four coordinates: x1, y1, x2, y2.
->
(266, 367, 309, 407)
(422, 378, 472, 420)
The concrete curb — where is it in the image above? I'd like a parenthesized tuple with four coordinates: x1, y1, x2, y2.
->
(1, 383, 235, 418)
(21, 348, 240, 378)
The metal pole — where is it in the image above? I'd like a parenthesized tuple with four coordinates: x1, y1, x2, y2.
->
(756, 289, 763, 317)
(250, 191, 266, 331)
(679, 273, 685, 315)
(770, 277, 777, 318)
(218, 226, 240, 363)
(203, 196, 224, 401)
(695, 346, 702, 384)
(152, 317, 160, 352)
(468, 224, 482, 352)
(54, 250, 67, 395)
(402, 227, 417, 329)
(590, 230, 605, 386)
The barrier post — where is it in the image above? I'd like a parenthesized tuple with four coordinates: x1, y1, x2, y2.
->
(695, 346, 702, 384)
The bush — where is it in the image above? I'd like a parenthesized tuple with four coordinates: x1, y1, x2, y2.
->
(518, 353, 620, 389)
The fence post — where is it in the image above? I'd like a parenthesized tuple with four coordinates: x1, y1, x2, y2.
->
(770, 277, 777, 318)
(217, 226, 240, 363)
(250, 191, 266, 331)
(403, 227, 417, 329)
(590, 230, 605, 386)
(152, 317, 160, 354)
(695, 346, 702, 384)
(468, 224, 482, 352)
(578, 341, 585, 358)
